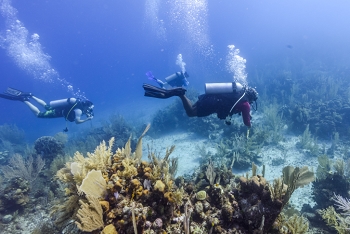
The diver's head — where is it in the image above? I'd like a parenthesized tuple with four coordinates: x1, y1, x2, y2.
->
(81, 100, 94, 117)
(245, 87, 258, 104)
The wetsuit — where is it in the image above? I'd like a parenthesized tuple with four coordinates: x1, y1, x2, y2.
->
(193, 93, 251, 127)
(37, 99, 81, 122)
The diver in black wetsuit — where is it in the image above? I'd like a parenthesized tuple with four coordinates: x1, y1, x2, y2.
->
(143, 71, 258, 128)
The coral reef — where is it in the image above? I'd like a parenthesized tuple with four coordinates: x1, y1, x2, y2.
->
(0, 177, 30, 211)
(50, 128, 314, 233)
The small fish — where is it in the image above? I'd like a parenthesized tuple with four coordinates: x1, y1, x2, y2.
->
(286, 45, 293, 49)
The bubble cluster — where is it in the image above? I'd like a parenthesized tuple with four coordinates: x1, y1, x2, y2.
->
(145, 0, 212, 56)
(144, 0, 167, 41)
(226, 45, 247, 86)
(0, 0, 86, 99)
(176, 54, 186, 73)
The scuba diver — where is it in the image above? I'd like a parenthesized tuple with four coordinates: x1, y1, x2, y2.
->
(143, 81, 258, 128)
(146, 71, 189, 89)
(0, 87, 94, 131)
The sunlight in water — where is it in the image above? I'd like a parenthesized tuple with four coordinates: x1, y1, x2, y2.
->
(0, 0, 86, 99)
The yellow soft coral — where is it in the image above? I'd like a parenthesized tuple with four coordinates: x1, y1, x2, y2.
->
(85, 137, 114, 171)
(116, 157, 138, 178)
(75, 195, 104, 232)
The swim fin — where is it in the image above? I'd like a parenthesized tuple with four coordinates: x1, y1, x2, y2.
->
(143, 83, 186, 99)
(0, 93, 28, 101)
(5, 87, 32, 97)
(0, 87, 33, 101)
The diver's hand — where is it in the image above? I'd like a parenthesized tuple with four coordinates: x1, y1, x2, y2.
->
(246, 125, 251, 139)
(87, 116, 93, 121)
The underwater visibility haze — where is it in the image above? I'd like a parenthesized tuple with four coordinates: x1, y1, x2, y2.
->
(1, 0, 350, 233)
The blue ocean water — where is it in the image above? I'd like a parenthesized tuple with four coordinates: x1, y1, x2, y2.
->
(1, 0, 350, 142)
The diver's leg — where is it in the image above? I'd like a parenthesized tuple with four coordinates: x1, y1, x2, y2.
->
(31, 96, 47, 107)
(23, 101, 40, 116)
(179, 95, 197, 117)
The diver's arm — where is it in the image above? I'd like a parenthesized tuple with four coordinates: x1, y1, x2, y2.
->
(179, 95, 197, 117)
(74, 109, 93, 124)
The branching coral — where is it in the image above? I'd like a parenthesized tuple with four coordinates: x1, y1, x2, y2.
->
(318, 206, 349, 233)
(282, 214, 309, 234)
(75, 194, 104, 232)
(84, 137, 114, 172)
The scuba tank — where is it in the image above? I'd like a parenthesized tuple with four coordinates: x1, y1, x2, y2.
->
(165, 72, 183, 83)
(165, 72, 189, 87)
(205, 82, 243, 94)
(50, 98, 76, 108)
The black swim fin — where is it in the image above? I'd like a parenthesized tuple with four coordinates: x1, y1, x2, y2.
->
(0, 93, 27, 101)
(143, 84, 186, 99)
(0, 87, 33, 101)
(5, 87, 33, 97)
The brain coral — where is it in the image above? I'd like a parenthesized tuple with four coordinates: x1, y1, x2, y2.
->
(195, 190, 207, 201)
(34, 136, 65, 161)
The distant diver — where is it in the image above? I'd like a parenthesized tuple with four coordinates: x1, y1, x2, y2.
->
(146, 71, 189, 89)
(0, 87, 94, 132)
(143, 78, 258, 128)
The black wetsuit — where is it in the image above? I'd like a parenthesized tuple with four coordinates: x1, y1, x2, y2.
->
(193, 93, 252, 127)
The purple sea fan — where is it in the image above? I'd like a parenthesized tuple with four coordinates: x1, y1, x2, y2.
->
(114, 192, 119, 200)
